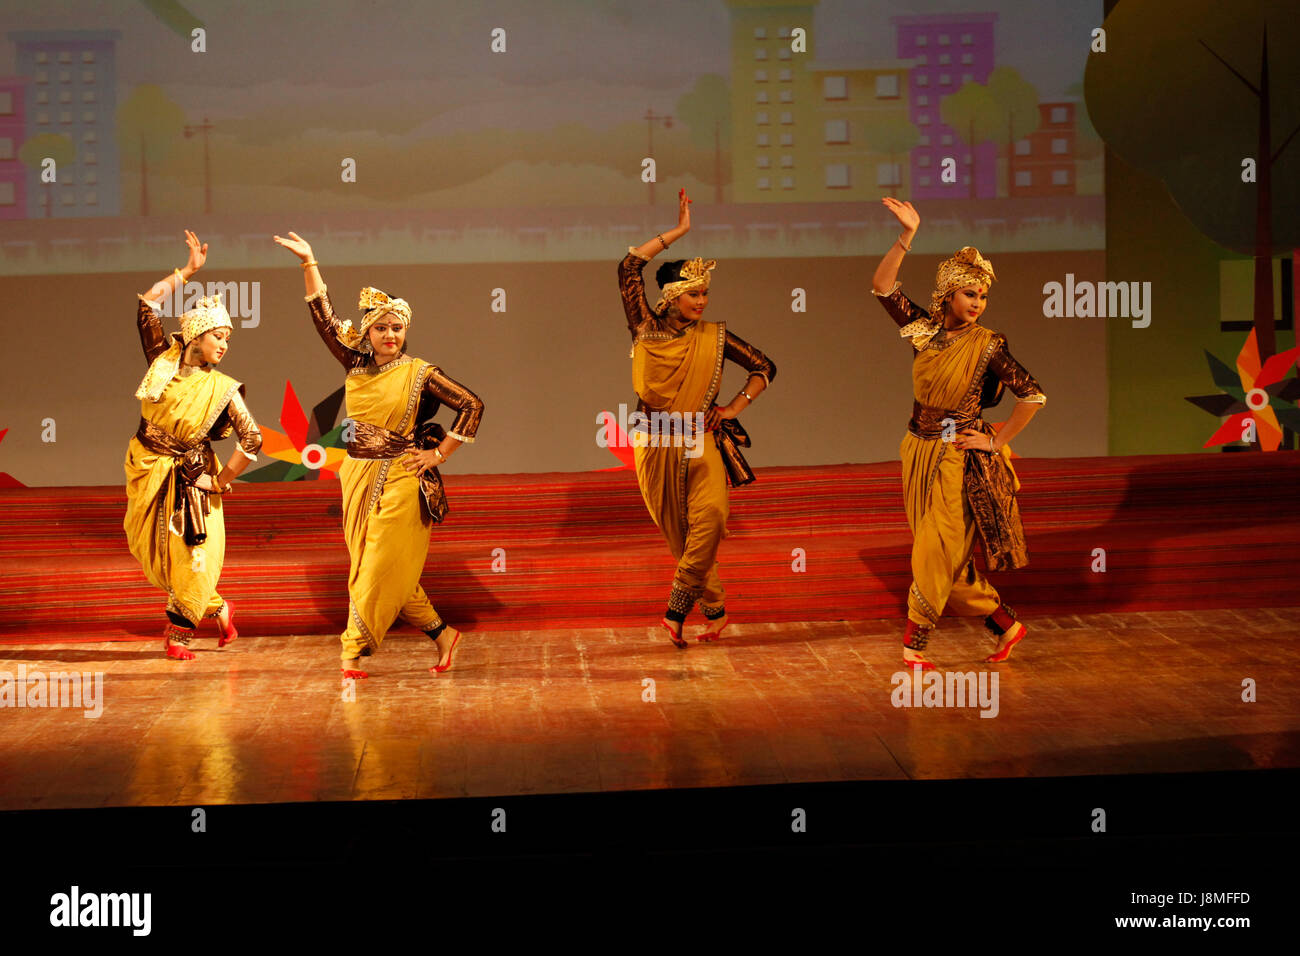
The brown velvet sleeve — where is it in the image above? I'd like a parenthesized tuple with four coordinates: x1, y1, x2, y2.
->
(136, 297, 169, 364)
(225, 388, 264, 456)
(872, 283, 931, 329)
(987, 334, 1046, 403)
(619, 251, 660, 339)
(723, 330, 777, 385)
(306, 287, 366, 370)
(424, 366, 484, 442)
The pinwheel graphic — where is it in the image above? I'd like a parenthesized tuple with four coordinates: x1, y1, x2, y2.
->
(1186, 329, 1300, 451)
(241, 382, 348, 482)
(0, 428, 25, 488)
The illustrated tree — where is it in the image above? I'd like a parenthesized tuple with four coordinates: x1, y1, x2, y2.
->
(1086, 0, 1300, 359)
(116, 85, 186, 216)
(134, 0, 203, 36)
(985, 67, 1041, 196)
(939, 81, 1000, 198)
(676, 74, 731, 202)
(18, 133, 74, 218)
(861, 111, 919, 195)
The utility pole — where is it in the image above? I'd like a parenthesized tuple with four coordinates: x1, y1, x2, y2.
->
(644, 108, 673, 206)
(184, 116, 214, 215)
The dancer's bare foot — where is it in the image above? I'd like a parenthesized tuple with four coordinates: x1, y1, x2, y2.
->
(662, 617, 687, 649)
(430, 627, 462, 674)
(341, 658, 369, 680)
(163, 624, 196, 661)
(216, 601, 238, 647)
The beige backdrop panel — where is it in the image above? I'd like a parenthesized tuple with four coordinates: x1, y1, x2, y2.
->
(0, 251, 1104, 486)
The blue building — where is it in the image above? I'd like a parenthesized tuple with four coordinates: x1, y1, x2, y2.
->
(8, 30, 121, 218)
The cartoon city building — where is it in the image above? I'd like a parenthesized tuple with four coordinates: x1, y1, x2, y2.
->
(889, 12, 998, 199)
(0, 77, 28, 219)
(8, 29, 121, 218)
(1009, 100, 1077, 197)
(726, 0, 820, 202)
(808, 60, 916, 199)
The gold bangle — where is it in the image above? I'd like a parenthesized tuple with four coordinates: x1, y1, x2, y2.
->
(434, 448, 446, 463)
(174, 267, 186, 281)
(741, 389, 755, 402)
(302, 259, 318, 269)
(896, 236, 912, 253)
(657, 235, 668, 250)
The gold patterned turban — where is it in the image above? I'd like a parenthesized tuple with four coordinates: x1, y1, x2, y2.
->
(135, 295, 234, 402)
(898, 246, 997, 349)
(654, 257, 717, 315)
(334, 286, 413, 352)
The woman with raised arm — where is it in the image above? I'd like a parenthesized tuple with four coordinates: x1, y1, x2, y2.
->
(619, 189, 776, 647)
(273, 231, 483, 680)
(125, 230, 263, 661)
(872, 197, 1045, 670)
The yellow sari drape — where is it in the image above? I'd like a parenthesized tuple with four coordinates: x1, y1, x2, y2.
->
(338, 356, 443, 661)
(123, 369, 240, 624)
(632, 319, 730, 607)
(900, 325, 1016, 627)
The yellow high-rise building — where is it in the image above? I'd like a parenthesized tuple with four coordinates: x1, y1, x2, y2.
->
(726, 1, 820, 202)
(727, 1, 915, 202)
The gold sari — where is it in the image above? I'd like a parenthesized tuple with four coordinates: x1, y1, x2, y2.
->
(876, 284, 1045, 629)
(632, 317, 731, 609)
(338, 356, 445, 661)
(123, 368, 242, 625)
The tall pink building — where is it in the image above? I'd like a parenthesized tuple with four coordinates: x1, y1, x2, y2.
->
(890, 12, 998, 200)
(0, 77, 27, 219)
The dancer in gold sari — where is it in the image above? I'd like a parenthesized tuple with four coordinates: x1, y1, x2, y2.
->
(124, 231, 262, 660)
(274, 232, 484, 680)
(872, 198, 1045, 669)
(619, 190, 776, 647)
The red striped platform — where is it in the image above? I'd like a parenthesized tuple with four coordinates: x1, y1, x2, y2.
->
(1, 453, 1297, 643)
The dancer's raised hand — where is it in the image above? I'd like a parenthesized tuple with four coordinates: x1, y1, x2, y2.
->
(677, 187, 692, 233)
(184, 230, 207, 275)
(881, 197, 919, 234)
(273, 231, 313, 261)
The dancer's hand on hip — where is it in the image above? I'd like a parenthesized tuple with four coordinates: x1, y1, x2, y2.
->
(953, 428, 996, 452)
(402, 448, 443, 477)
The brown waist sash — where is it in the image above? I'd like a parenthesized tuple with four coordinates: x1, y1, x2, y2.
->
(906, 402, 1028, 572)
(135, 418, 213, 547)
(632, 397, 756, 489)
(346, 419, 449, 523)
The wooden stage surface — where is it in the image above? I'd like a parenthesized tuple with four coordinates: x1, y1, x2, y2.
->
(1, 606, 1297, 811)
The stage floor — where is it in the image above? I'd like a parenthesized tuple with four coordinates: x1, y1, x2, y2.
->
(1, 607, 1297, 811)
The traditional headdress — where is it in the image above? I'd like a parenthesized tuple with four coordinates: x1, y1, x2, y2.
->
(898, 246, 997, 349)
(653, 257, 717, 315)
(134, 294, 234, 402)
(334, 286, 413, 352)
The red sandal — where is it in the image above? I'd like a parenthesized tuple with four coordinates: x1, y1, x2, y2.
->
(662, 619, 688, 649)
(430, 628, 462, 674)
